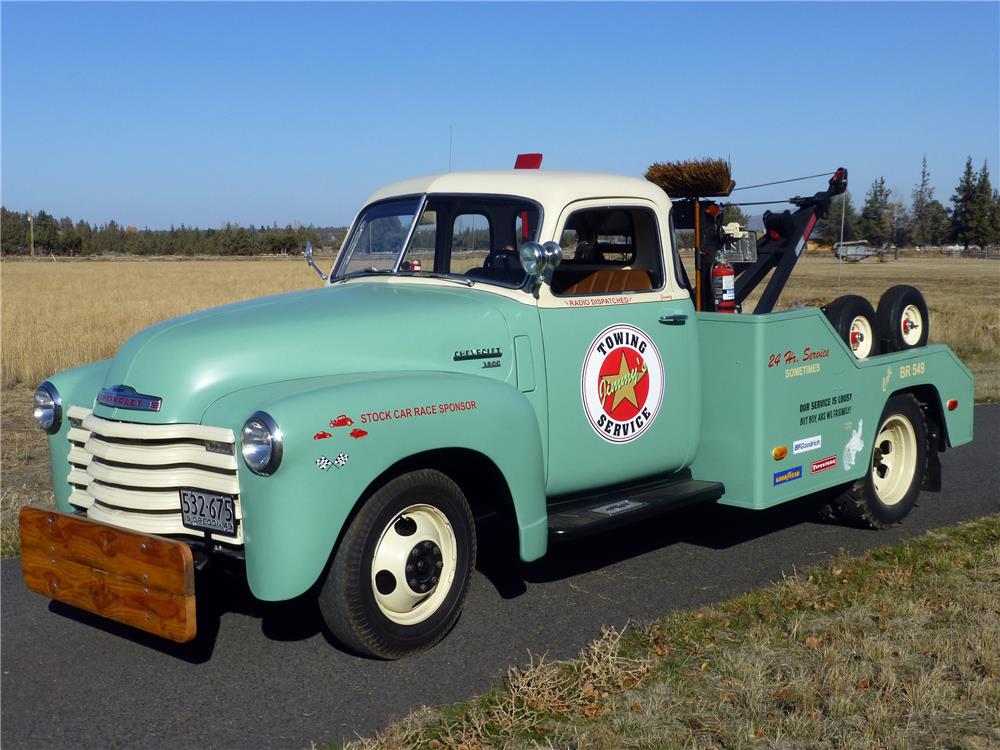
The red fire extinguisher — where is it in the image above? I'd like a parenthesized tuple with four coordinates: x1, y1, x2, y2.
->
(711, 262, 736, 313)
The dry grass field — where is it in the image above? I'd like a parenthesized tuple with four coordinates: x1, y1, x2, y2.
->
(2, 253, 997, 395)
(1, 256, 320, 388)
(1, 253, 996, 554)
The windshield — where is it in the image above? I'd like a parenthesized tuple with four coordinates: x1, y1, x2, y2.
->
(334, 194, 541, 288)
(334, 197, 422, 277)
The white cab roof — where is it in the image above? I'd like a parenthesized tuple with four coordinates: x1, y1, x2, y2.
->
(363, 170, 673, 212)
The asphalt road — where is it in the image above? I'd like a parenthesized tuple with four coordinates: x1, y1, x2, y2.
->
(3, 405, 998, 750)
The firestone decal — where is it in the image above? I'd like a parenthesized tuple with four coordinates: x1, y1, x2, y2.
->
(811, 456, 838, 474)
(582, 324, 663, 443)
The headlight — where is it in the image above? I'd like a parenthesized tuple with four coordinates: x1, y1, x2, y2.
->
(241, 411, 283, 475)
(33, 382, 62, 434)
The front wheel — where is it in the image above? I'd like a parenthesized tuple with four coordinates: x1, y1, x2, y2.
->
(319, 469, 476, 659)
(832, 394, 927, 529)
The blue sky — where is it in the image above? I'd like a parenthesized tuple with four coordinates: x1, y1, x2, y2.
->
(2, 2, 998, 228)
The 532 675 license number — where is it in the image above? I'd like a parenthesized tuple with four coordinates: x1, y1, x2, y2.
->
(179, 488, 236, 536)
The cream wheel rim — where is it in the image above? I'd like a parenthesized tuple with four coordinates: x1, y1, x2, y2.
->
(849, 315, 874, 358)
(871, 414, 918, 506)
(901, 305, 922, 346)
(370, 504, 457, 626)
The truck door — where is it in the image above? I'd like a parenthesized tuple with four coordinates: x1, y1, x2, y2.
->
(538, 201, 700, 496)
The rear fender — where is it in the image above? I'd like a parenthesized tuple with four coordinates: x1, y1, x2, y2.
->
(202, 372, 546, 601)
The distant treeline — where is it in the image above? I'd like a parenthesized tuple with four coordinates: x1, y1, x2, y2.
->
(812, 156, 999, 249)
(5, 154, 998, 257)
(0, 208, 349, 257)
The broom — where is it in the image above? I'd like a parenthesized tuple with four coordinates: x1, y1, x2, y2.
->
(645, 158, 735, 197)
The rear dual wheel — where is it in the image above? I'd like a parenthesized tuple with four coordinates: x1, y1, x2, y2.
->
(823, 295, 878, 359)
(319, 469, 476, 659)
(830, 394, 927, 529)
(878, 285, 929, 353)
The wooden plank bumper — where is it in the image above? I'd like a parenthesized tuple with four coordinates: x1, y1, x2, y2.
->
(19, 505, 196, 643)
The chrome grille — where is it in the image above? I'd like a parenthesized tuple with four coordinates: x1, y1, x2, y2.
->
(66, 406, 243, 543)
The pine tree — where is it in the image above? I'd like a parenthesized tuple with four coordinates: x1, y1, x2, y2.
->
(910, 156, 934, 247)
(951, 157, 977, 249)
(922, 200, 951, 246)
(816, 192, 862, 243)
(860, 177, 893, 246)
(967, 161, 996, 250)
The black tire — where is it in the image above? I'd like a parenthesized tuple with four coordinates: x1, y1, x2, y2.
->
(319, 469, 476, 659)
(823, 295, 879, 359)
(877, 285, 929, 353)
(830, 394, 927, 529)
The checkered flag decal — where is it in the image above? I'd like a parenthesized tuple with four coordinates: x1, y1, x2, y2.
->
(315, 456, 332, 471)
(334, 453, 349, 467)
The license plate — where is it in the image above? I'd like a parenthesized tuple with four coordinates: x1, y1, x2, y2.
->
(179, 488, 236, 537)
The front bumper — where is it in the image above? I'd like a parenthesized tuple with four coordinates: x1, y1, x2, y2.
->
(19, 505, 196, 642)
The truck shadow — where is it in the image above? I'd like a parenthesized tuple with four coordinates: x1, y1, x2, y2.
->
(477, 495, 840, 597)
(48, 496, 842, 659)
(48, 564, 333, 663)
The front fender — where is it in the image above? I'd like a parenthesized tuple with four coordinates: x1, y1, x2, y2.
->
(202, 372, 547, 601)
(42, 359, 113, 512)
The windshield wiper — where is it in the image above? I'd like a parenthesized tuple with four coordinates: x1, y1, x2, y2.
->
(409, 272, 474, 287)
(333, 268, 398, 283)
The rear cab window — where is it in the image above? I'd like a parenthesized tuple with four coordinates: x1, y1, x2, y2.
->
(550, 206, 665, 296)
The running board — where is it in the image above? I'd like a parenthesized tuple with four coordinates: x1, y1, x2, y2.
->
(546, 471, 725, 539)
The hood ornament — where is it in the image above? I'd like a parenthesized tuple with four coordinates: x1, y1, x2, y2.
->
(97, 385, 163, 412)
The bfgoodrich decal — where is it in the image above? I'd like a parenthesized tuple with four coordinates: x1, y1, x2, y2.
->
(582, 324, 663, 443)
(793, 435, 822, 454)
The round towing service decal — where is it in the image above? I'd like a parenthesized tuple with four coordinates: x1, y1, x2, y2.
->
(582, 324, 664, 443)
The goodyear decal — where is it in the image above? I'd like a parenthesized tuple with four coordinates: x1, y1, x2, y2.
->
(773, 466, 803, 486)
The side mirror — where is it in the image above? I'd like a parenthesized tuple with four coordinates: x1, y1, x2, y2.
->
(303, 240, 328, 281)
(519, 241, 562, 280)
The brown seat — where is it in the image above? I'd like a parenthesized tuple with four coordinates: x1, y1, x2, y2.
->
(562, 269, 653, 295)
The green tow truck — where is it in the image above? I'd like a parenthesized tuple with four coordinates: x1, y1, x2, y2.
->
(22, 157, 973, 658)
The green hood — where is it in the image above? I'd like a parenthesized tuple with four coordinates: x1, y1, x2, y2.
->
(94, 282, 518, 424)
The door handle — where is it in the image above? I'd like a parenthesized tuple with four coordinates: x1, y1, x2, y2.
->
(659, 314, 688, 326)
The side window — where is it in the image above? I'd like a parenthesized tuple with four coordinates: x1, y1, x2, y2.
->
(451, 213, 491, 273)
(403, 210, 436, 271)
(514, 210, 535, 249)
(551, 207, 664, 296)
